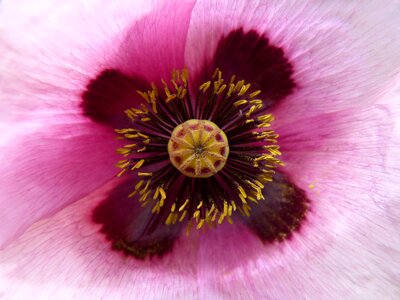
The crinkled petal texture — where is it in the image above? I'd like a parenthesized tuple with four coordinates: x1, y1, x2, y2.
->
(0, 0, 196, 247)
(1, 0, 400, 299)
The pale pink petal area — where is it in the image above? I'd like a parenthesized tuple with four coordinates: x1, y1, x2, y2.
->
(0, 0, 196, 246)
(0, 117, 121, 247)
(0, 0, 196, 123)
(186, 0, 400, 118)
(0, 180, 200, 299)
(195, 100, 400, 298)
(0, 0, 149, 122)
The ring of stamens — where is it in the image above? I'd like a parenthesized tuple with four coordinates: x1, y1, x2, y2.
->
(115, 69, 283, 231)
(168, 119, 229, 178)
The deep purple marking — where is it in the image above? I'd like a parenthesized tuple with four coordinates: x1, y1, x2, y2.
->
(214, 160, 222, 168)
(174, 157, 182, 164)
(81, 69, 150, 128)
(196, 28, 296, 108)
(201, 167, 211, 174)
(92, 178, 182, 259)
(241, 171, 309, 242)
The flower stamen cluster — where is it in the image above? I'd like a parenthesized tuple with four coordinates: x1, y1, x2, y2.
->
(115, 69, 283, 231)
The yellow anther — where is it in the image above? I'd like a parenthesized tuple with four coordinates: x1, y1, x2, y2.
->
(138, 172, 153, 177)
(159, 187, 167, 201)
(238, 83, 251, 96)
(179, 88, 187, 99)
(227, 83, 235, 97)
(207, 204, 216, 216)
(152, 203, 160, 214)
(238, 185, 247, 199)
(128, 190, 137, 198)
(141, 190, 151, 202)
(179, 210, 187, 222)
(216, 84, 227, 94)
(179, 199, 189, 212)
(140, 179, 151, 195)
(239, 193, 247, 204)
(242, 204, 251, 217)
(233, 99, 248, 107)
(249, 99, 263, 105)
(249, 90, 261, 98)
(197, 219, 205, 229)
(235, 80, 245, 92)
(153, 187, 160, 200)
(223, 201, 228, 216)
(245, 105, 257, 117)
(137, 146, 146, 153)
(116, 160, 130, 169)
(137, 90, 150, 103)
(117, 168, 126, 176)
(199, 81, 211, 92)
(165, 213, 174, 225)
(218, 213, 225, 224)
(135, 180, 144, 190)
(131, 159, 145, 170)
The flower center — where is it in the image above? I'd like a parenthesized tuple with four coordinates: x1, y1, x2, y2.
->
(115, 69, 283, 230)
(168, 119, 229, 178)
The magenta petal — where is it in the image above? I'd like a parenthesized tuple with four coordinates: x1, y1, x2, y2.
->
(0, 182, 200, 298)
(0, 0, 196, 246)
(194, 99, 400, 298)
(0, 119, 120, 247)
(1, 0, 196, 122)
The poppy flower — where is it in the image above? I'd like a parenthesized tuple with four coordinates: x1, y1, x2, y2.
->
(1, 0, 400, 298)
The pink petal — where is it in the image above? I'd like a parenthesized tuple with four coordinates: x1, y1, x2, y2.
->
(185, 0, 400, 118)
(0, 180, 200, 299)
(1, 0, 195, 123)
(0, 0, 149, 122)
(1, 100, 398, 298)
(195, 98, 400, 298)
(0, 0, 196, 246)
(0, 118, 121, 247)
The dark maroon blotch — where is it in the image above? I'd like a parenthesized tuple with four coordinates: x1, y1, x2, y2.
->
(172, 142, 179, 150)
(185, 167, 195, 174)
(177, 129, 186, 137)
(241, 171, 309, 243)
(92, 178, 182, 260)
(201, 168, 211, 174)
(81, 69, 150, 128)
(174, 157, 182, 164)
(196, 28, 296, 108)
(214, 160, 222, 168)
